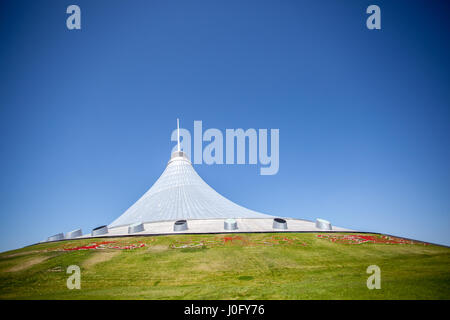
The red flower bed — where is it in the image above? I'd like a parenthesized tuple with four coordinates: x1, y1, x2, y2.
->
(316, 234, 427, 245)
(170, 235, 308, 249)
(62, 240, 147, 251)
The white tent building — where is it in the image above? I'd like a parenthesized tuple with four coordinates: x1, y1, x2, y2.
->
(109, 150, 273, 227)
(48, 120, 351, 241)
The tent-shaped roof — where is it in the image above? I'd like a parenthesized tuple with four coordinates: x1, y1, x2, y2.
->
(109, 151, 273, 228)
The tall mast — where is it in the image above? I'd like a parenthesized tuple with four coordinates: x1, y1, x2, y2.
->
(177, 118, 180, 152)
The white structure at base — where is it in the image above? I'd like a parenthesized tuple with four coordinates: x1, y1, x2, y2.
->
(128, 222, 144, 234)
(77, 218, 351, 239)
(92, 225, 108, 236)
(47, 233, 64, 242)
(65, 229, 82, 239)
(315, 218, 332, 230)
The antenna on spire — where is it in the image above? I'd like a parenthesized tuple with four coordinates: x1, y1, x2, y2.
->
(177, 118, 180, 152)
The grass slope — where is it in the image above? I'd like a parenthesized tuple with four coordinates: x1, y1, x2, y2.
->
(0, 233, 449, 299)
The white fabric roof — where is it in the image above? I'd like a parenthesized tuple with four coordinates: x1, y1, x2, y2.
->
(109, 152, 273, 228)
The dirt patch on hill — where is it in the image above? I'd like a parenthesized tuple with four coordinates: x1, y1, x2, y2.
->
(193, 261, 224, 272)
(146, 245, 169, 253)
(2, 250, 39, 259)
(6, 256, 49, 272)
(82, 251, 120, 268)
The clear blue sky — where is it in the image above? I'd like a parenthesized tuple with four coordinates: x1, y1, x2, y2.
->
(0, 0, 449, 252)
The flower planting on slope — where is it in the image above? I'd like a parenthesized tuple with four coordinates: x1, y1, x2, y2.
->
(170, 235, 308, 249)
(316, 234, 428, 245)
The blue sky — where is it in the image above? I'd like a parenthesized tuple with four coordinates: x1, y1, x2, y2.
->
(0, 0, 449, 252)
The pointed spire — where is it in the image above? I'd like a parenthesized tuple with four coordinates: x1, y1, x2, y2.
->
(177, 118, 180, 152)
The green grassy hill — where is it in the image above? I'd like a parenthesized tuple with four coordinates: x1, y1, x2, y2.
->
(0, 233, 449, 299)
